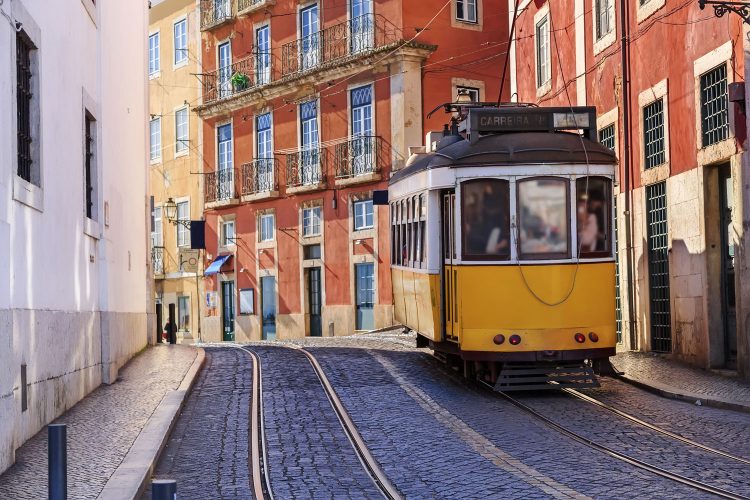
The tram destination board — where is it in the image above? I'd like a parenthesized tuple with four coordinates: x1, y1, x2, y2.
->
(469, 106, 597, 142)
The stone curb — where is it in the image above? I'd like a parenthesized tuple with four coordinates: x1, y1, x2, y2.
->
(96, 347, 206, 500)
(612, 373, 750, 415)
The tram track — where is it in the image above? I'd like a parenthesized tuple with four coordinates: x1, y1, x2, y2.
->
(483, 381, 750, 500)
(236, 344, 401, 500)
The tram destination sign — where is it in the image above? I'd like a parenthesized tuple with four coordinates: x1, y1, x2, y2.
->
(468, 107, 596, 142)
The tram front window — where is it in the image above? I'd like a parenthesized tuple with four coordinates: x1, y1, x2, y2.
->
(461, 179, 510, 260)
(576, 177, 612, 258)
(518, 178, 569, 259)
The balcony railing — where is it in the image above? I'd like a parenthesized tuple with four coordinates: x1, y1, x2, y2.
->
(281, 14, 399, 78)
(334, 136, 383, 179)
(286, 147, 326, 189)
(152, 246, 164, 275)
(200, 0, 233, 30)
(205, 168, 239, 203)
(241, 158, 278, 196)
(238, 0, 271, 14)
(202, 51, 272, 104)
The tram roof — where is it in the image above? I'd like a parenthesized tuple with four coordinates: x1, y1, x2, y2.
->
(390, 131, 617, 184)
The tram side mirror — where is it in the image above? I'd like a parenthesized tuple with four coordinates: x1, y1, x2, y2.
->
(372, 190, 389, 205)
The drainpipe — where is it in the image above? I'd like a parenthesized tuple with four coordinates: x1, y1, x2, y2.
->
(619, 0, 637, 350)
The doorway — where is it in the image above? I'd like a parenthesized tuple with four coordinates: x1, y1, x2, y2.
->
(221, 281, 235, 342)
(719, 164, 737, 368)
(261, 276, 277, 340)
(355, 263, 374, 330)
(442, 191, 458, 340)
(308, 267, 322, 337)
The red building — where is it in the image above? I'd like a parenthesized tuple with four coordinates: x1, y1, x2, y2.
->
(509, 0, 748, 375)
(195, 0, 508, 340)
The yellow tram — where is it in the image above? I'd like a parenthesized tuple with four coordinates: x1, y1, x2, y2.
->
(388, 105, 618, 390)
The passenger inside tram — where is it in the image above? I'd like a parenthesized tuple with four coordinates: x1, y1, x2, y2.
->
(462, 180, 510, 259)
(576, 177, 609, 256)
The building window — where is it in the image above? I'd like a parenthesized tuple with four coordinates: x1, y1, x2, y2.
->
(149, 32, 160, 77)
(643, 98, 665, 169)
(153, 206, 163, 246)
(217, 123, 234, 199)
(259, 213, 274, 242)
(457, 86, 480, 102)
(173, 19, 187, 66)
(300, 100, 320, 184)
(178, 295, 190, 332)
(176, 201, 189, 247)
(300, 4, 320, 70)
(518, 178, 569, 260)
(598, 123, 615, 151)
(456, 0, 477, 23)
(221, 220, 235, 247)
(700, 63, 728, 148)
(354, 199, 373, 230)
(535, 15, 551, 89)
(150, 117, 161, 161)
(304, 243, 322, 260)
(303, 206, 322, 237)
(255, 25, 271, 85)
(218, 41, 231, 98)
(16, 33, 34, 183)
(595, 0, 613, 40)
(84, 111, 96, 220)
(175, 107, 189, 154)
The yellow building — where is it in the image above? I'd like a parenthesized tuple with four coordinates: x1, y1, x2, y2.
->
(149, 0, 203, 342)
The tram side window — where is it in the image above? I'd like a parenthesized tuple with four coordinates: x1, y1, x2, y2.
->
(518, 178, 570, 260)
(400, 199, 407, 265)
(461, 179, 511, 260)
(576, 177, 612, 258)
(391, 203, 397, 265)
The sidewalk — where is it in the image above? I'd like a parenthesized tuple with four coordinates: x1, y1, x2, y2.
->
(0, 344, 203, 500)
(611, 351, 750, 413)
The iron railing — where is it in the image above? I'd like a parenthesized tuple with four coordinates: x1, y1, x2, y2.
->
(241, 158, 278, 195)
(202, 51, 272, 104)
(646, 182, 671, 353)
(205, 168, 239, 203)
(700, 63, 728, 147)
(238, 0, 267, 13)
(200, 0, 233, 30)
(334, 136, 383, 179)
(152, 246, 165, 275)
(286, 147, 326, 188)
(281, 14, 399, 78)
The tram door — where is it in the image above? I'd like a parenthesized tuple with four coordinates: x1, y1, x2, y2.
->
(443, 191, 459, 340)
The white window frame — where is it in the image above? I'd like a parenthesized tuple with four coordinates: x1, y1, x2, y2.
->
(175, 106, 189, 156)
(221, 219, 236, 247)
(302, 206, 322, 237)
(173, 17, 188, 68)
(149, 31, 160, 78)
(176, 200, 190, 248)
(259, 213, 275, 242)
(353, 199, 374, 231)
(592, 0, 616, 55)
(153, 206, 163, 247)
(455, 0, 478, 23)
(638, 79, 670, 186)
(636, 0, 666, 24)
(534, 6, 551, 96)
(150, 117, 162, 163)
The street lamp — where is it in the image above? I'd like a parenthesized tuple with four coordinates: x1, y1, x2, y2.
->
(699, 0, 750, 24)
(163, 197, 190, 228)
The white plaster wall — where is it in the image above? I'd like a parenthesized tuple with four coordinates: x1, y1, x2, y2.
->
(0, 0, 148, 473)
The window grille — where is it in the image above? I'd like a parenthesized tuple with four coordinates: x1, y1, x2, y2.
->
(643, 99, 665, 169)
(614, 197, 622, 342)
(85, 113, 95, 219)
(598, 123, 615, 151)
(17, 34, 33, 182)
(646, 182, 671, 352)
(700, 63, 728, 148)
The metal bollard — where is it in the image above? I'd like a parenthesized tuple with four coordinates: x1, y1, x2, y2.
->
(152, 479, 177, 500)
(48, 424, 67, 500)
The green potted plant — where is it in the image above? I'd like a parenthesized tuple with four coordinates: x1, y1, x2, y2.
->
(231, 71, 250, 91)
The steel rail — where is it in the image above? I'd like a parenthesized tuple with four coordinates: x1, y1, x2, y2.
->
(293, 346, 403, 500)
(482, 381, 749, 500)
(563, 388, 750, 466)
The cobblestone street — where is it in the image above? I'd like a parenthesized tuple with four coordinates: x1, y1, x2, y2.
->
(143, 334, 750, 499)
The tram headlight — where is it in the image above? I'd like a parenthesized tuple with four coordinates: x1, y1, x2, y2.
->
(588, 332, 599, 342)
(493, 334, 506, 345)
(574, 333, 586, 344)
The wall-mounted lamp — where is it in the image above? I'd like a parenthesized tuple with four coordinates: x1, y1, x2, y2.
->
(163, 197, 191, 229)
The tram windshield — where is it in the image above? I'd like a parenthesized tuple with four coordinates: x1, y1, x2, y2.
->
(518, 178, 570, 260)
(576, 176, 612, 258)
(461, 179, 511, 260)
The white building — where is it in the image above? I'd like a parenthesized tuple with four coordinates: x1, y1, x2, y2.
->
(0, 0, 151, 473)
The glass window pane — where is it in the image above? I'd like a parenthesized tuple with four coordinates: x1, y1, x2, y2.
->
(461, 180, 510, 260)
(576, 177, 612, 257)
(518, 178, 569, 259)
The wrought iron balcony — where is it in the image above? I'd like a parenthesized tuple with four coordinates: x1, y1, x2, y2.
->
(205, 168, 239, 204)
(334, 136, 383, 179)
(286, 147, 326, 189)
(281, 14, 399, 78)
(238, 0, 274, 15)
(241, 158, 278, 196)
(152, 246, 165, 275)
(200, 0, 233, 30)
(202, 51, 272, 104)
